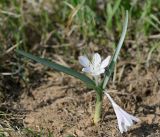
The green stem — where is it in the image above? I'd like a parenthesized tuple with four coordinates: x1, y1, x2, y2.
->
(94, 89, 103, 124)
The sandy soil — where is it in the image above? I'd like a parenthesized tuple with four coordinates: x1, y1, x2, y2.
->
(15, 62, 160, 137)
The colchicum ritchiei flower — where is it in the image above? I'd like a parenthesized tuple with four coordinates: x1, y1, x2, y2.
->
(79, 52, 140, 133)
(105, 92, 140, 133)
(79, 53, 111, 76)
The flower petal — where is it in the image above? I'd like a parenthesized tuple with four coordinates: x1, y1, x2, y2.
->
(91, 68, 105, 76)
(117, 106, 133, 126)
(79, 56, 90, 67)
(92, 53, 101, 66)
(97, 68, 105, 75)
(113, 104, 131, 133)
(120, 109, 140, 123)
(104, 92, 140, 133)
(82, 67, 92, 73)
(114, 106, 124, 133)
(100, 56, 111, 68)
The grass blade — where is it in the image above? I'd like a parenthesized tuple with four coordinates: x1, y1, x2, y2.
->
(107, 0, 121, 28)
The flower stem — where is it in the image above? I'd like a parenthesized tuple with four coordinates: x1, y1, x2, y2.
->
(94, 90, 103, 124)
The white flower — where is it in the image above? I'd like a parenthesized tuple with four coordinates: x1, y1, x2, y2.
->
(79, 53, 111, 76)
(105, 92, 140, 133)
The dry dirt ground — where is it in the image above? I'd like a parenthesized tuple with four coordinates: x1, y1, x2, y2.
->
(3, 59, 159, 137)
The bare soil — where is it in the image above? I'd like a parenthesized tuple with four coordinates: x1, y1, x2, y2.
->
(12, 61, 160, 137)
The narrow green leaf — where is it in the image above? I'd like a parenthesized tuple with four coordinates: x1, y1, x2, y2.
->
(102, 11, 128, 89)
(102, 60, 115, 89)
(112, 11, 128, 62)
(16, 49, 95, 88)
